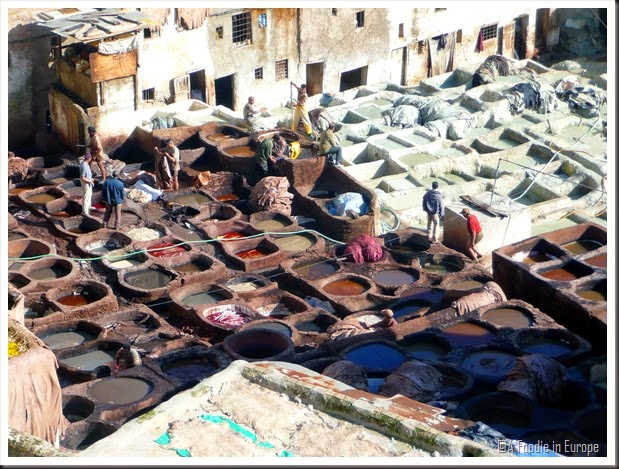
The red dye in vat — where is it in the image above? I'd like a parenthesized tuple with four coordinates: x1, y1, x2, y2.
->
(216, 193, 240, 202)
(219, 231, 245, 239)
(235, 248, 268, 259)
(147, 243, 187, 258)
(57, 293, 93, 306)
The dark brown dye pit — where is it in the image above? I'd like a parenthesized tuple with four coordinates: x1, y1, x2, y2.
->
(442, 322, 495, 347)
(540, 268, 579, 281)
(561, 240, 604, 255)
(163, 359, 217, 380)
(584, 253, 606, 268)
(57, 293, 96, 306)
(124, 270, 173, 289)
(293, 260, 337, 277)
(87, 377, 152, 405)
(29, 265, 71, 280)
(482, 308, 532, 329)
(372, 269, 416, 286)
(323, 279, 368, 296)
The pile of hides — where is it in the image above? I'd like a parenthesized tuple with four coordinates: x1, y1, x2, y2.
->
(382, 105, 419, 128)
(504, 81, 559, 115)
(326, 319, 372, 341)
(8, 319, 68, 445)
(8, 154, 28, 182)
(327, 192, 367, 217)
(452, 281, 507, 315)
(126, 180, 163, 204)
(558, 84, 607, 118)
(379, 361, 443, 402)
(497, 354, 568, 404)
(343, 234, 383, 264)
(471, 54, 537, 88)
(322, 360, 369, 391)
(247, 176, 294, 216)
(193, 170, 212, 188)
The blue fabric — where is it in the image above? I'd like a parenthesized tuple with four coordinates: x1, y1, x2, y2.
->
(101, 177, 124, 204)
(327, 192, 367, 216)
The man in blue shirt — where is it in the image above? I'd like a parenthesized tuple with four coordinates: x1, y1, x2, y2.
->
(422, 181, 445, 243)
(79, 151, 94, 215)
(101, 170, 125, 229)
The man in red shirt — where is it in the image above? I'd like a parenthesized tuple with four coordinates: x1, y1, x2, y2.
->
(461, 207, 484, 260)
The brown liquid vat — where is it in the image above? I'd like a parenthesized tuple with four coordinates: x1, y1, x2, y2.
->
(221, 237, 285, 272)
(201, 219, 263, 242)
(224, 273, 276, 299)
(216, 136, 259, 174)
(43, 197, 83, 219)
(191, 201, 243, 232)
(168, 253, 227, 286)
(222, 328, 296, 363)
(8, 237, 57, 262)
(117, 265, 181, 302)
(245, 290, 312, 320)
(75, 229, 134, 258)
(19, 186, 69, 214)
(40, 279, 119, 326)
(52, 214, 104, 238)
(19, 256, 80, 292)
(168, 283, 237, 322)
(248, 211, 297, 233)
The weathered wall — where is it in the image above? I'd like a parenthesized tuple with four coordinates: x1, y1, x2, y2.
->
(299, 8, 393, 92)
(406, 7, 539, 85)
(57, 59, 98, 107)
(8, 19, 58, 153)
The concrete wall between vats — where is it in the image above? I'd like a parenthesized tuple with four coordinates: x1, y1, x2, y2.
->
(443, 204, 532, 257)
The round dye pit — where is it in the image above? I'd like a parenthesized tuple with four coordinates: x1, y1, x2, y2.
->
(434, 364, 474, 399)
(461, 349, 519, 382)
(60, 350, 116, 371)
(517, 334, 577, 358)
(87, 377, 153, 405)
(25, 260, 72, 281)
(323, 278, 369, 296)
(224, 145, 254, 157)
(456, 392, 534, 435)
(146, 242, 188, 258)
(63, 395, 95, 423)
(56, 291, 99, 307)
(372, 269, 417, 288)
(239, 320, 294, 338)
(169, 193, 211, 208)
(398, 336, 451, 361)
(182, 291, 228, 307)
(421, 262, 461, 274)
(367, 372, 389, 394)
(26, 192, 62, 204)
(441, 322, 495, 347)
(295, 321, 324, 333)
(343, 342, 406, 372)
(162, 358, 217, 380)
(292, 259, 338, 278)
(199, 304, 256, 331)
(481, 307, 533, 329)
(226, 278, 266, 293)
(123, 269, 174, 290)
(40, 330, 97, 351)
(446, 280, 485, 291)
(222, 329, 295, 362)
(254, 218, 292, 231)
(561, 240, 605, 255)
(107, 258, 145, 270)
(392, 299, 433, 319)
(271, 234, 315, 252)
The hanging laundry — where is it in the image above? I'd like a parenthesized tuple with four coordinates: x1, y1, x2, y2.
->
(475, 29, 485, 52)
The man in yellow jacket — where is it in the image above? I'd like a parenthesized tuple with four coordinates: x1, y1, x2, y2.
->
(291, 82, 314, 139)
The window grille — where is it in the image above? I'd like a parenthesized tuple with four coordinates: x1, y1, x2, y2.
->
(232, 12, 252, 45)
(275, 59, 288, 81)
(356, 11, 365, 28)
(142, 88, 155, 100)
(255, 67, 263, 80)
(480, 24, 498, 41)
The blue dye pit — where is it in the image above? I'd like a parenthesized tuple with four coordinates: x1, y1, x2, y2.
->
(344, 343, 405, 371)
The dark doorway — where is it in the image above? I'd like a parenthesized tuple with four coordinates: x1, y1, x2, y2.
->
(215, 74, 234, 110)
(305, 62, 324, 97)
(514, 15, 529, 60)
(189, 70, 206, 102)
(535, 8, 550, 54)
(339, 66, 368, 92)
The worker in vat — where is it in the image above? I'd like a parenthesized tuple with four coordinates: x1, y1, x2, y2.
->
(115, 344, 142, 371)
(422, 181, 445, 244)
(254, 133, 288, 179)
(461, 207, 484, 261)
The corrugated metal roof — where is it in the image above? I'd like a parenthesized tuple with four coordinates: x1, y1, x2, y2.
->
(37, 9, 153, 43)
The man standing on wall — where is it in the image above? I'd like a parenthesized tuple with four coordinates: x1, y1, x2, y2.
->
(422, 181, 444, 243)
(79, 151, 94, 215)
(154, 139, 180, 191)
(87, 126, 106, 180)
(290, 82, 314, 140)
(461, 207, 484, 260)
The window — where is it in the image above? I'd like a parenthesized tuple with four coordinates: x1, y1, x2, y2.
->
(216, 26, 223, 39)
(398, 23, 404, 38)
(258, 13, 267, 28)
(332, 9, 338, 16)
(275, 59, 288, 81)
(435, 8, 446, 12)
(232, 12, 252, 45)
(142, 88, 155, 101)
(480, 24, 498, 41)
(255, 67, 263, 80)
(356, 11, 365, 28)
(173, 76, 190, 95)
